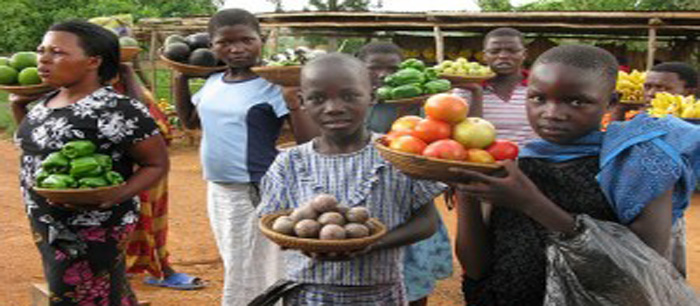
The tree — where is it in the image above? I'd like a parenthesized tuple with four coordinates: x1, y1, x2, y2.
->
(478, 0, 513, 12)
(0, 0, 216, 53)
(514, 0, 700, 11)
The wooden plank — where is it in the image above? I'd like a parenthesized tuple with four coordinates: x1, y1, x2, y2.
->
(647, 26, 658, 70)
(149, 31, 159, 94)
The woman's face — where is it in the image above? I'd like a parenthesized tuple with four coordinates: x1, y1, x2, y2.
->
(37, 31, 101, 87)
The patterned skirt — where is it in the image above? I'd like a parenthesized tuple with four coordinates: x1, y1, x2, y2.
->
(126, 177, 170, 278)
(284, 283, 406, 306)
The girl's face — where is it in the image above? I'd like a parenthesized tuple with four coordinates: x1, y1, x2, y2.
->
(300, 65, 373, 140)
(37, 31, 101, 87)
(526, 63, 611, 144)
(364, 53, 401, 89)
(211, 24, 262, 68)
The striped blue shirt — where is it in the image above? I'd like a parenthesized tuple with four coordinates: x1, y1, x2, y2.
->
(258, 136, 446, 286)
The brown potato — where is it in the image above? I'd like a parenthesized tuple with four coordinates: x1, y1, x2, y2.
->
(319, 224, 347, 240)
(344, 223, 370, 238)
(346, 207, 370, 224)
(336, 204, 351, 215)
(289, 206, 318, 222)
(271, 216, 296, 235)
(294, 219, 321, 238)
(310, 194, 338, 213)
(317, 212, 346, 226)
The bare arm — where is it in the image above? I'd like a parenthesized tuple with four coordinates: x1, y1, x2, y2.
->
(455, 192, 491, 280)
(453, 83, 484, 118)
(10, 93, 46, 125)
(372, 201, 439, 252)
(173, 74, 201, 129)
(118, 63, 145, 101)
(628, 189, 673, 255)
(282, 87, 317, 144)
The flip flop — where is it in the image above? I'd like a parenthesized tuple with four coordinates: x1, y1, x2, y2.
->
(143, 273, 205, 290)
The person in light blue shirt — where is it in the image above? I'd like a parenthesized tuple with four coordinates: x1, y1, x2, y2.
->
(173, 8, 316, 306)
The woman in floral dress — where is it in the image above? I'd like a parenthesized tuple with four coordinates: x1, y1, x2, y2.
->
(10, 20, 168, 305)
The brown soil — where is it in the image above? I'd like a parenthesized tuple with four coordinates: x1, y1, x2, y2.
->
(1, 140, 698, 305)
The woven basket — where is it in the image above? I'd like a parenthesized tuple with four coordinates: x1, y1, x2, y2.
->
(619, 100, 645, 105)
(34, 185, 122, 208)
(159, 52, 227, 77)
(251, 66, 301, 87)
(440, 73, 496, 86)
(120, 47, 141, 62)
(0, 83, 55, 96)
(259, 210, 387, 253)
(374, 138, 502, 182)
(383, 94, 432, 105)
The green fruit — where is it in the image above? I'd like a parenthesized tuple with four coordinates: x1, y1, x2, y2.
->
(164, 34, 186, 46)
(119, 36, 139, 47)
(0, 65, 18, 85)
(18, 67, 41, 85)
(0, 57, 9, 66)
(10, 52, 38, 71)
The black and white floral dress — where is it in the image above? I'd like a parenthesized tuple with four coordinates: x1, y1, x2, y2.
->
(15, 87, 160, 305)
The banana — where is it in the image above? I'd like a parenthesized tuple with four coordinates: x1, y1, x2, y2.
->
(648, 93, 700, 118)
(616, 70, 646, 103)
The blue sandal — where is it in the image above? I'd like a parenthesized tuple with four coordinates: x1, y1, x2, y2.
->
(143, 273, 205, 290)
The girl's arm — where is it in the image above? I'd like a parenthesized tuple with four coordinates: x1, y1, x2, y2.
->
(283, 87, 318, 144)
(372, 201, 439, 252)
(118, 63, 145, 102)
(455, 192, 491, 280)
(173, 74, 201, 130)
(451, 161, 674, 256)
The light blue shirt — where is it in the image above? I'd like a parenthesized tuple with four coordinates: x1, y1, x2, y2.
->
(192, 73, 289, 183)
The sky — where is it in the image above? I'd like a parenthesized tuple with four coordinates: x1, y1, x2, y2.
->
(223, 0, 541, 12)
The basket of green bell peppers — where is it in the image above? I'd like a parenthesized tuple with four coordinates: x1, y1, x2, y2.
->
(376, 59, 452, 102)
(35, 140, 124, 190)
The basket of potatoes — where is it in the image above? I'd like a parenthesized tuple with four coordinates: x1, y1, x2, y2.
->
(259, 194, 387, 253)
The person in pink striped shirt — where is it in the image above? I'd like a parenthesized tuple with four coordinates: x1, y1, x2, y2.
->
(467, 27, 536, 146)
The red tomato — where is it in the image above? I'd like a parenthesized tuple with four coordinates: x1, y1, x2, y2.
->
(385, 130, 419, 143)
(414, 118, 451, 143)
(391, 115, 422, 132)
(422, 139, 467, 160)
(389, 135, 427, 155)
(466, 148, 496, 164)
(485, 140, 519, 160)
(424, 93, 469, 124)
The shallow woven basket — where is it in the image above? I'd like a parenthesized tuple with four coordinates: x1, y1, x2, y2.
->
(159, 52, 227, 77)
(0, 83, 55, 95)
(259, 210, 387, 253)
(251, 66, 301, 87)
(619, 100, 646, 105)
(34, 185, 122, 208)
(383, 94, 432, 105)
(439, 73, 496, 86)
(120, 47, 141, 62)
(374, 138, 502, 182)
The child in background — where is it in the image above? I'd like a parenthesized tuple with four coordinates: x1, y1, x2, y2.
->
(453, 45, 699, 305)
(357, 41, 454, 306)
(173, 8, 316, 305)
(258, 53, 446, 305)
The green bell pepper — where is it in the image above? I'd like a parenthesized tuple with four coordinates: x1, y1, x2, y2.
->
(376, 86, 393, 101)
(391, 84, 423, 99)
(69, 156, 101, 179)
(386, 68, 425, 87)
(78, 177, 110, 189)
(423, 79, 452, 94)
(61, 140, 97, 159)
(399, 59, 426, 71)
(35, 170, 50, 186)
(93, 154, 113, 171)
(424, 67, 439, 81)
(41, 152, 70, 174)
(40, 174, 76, 189)
(105, 171, 125, 186)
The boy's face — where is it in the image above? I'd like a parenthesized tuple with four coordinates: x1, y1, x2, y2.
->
(211, 24, 262, 68)
(483, 36, 526, 76)
(643, 71, 691, 102)
(364, 53, 402, 89)
(300, 64, 374, 138)
(526, 63, 611, 144)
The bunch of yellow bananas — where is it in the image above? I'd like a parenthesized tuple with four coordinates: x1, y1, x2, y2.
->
(616, 70, 645, 103)
(648, 92, 700, 118)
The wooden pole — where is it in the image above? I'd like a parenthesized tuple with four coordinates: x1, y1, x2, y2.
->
(647, 18, 662, 70)
(269, 27, 279, 55)
(149, 30, 159, 94)
(434, 25, 444, 63)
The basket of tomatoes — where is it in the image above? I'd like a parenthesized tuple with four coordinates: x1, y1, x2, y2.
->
(375, 93, 519, 182)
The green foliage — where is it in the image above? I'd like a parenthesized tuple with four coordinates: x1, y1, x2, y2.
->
(514, 0, 700, 11)
(305, 0, 372, 11)
(0, 0, 216, 54)
(478, 0, 513, 12)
